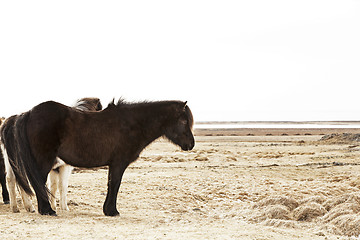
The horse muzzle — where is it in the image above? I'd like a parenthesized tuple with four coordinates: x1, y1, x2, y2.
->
(181, 139, 195, 151)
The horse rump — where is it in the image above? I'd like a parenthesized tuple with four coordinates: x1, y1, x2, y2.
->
(1, 115, 33, 196)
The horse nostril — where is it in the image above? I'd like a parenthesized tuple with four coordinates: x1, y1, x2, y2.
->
(184, 142, 194, 151)
(182, 144, 192, 151)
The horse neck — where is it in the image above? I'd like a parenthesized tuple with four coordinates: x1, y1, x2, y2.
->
(119, 103, 175, 147)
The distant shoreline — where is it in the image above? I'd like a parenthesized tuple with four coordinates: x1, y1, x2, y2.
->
(194, 121, 360, 136)
(194, 127, 360, 137)
(195, 121, 360, 125)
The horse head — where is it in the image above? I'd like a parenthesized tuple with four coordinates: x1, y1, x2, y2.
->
(164, 101, 195, 151)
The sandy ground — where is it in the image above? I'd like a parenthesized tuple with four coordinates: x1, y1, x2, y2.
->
(2, 131, 360, 239)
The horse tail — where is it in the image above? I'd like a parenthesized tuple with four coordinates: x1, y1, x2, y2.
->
(0, 115, 34, 196)
(14, 112, 49, 201)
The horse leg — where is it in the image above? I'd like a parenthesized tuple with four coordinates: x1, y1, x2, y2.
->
(35, 159, 57, 216)
(6, 167, 19, 213)
(58, 165, 72, 211)
(36, 185, 56, 215)
(0, 153, 10, 204)
(1, 145, 17, 211)
(0, 171, 9, 204)
(103, 162, 129, 216)
(36, 186, 56, 215)
(48, 170, 58, 211)
(18, 186, 35, 212)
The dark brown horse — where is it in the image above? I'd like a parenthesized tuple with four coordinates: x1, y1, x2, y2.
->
(0, 118, 10, 204)
(0, 117, 10, 204)
(1, 98, 103, 212)
(8, 99, 194, 216)
(0, 152, 10, 204)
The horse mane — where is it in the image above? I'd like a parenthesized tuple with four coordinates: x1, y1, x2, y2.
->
(107, 98, 126, 108)
(106, 98, 194, 128)
(106, 98, 151, 108)
(106, 98, 186, 108)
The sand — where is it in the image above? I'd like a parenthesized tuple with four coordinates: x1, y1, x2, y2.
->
(1, 129, 360, 239)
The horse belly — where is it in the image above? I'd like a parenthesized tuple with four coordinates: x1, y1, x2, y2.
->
(58, 142, 110, 168)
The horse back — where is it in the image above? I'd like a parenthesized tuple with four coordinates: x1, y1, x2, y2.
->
(57, 105, 123, 167)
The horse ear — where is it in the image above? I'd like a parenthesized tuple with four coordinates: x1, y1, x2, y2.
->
(183, 101, 187, 110)
(96, 98, 103, 111)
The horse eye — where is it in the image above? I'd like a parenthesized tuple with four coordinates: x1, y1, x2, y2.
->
(180, 119, 187, 125)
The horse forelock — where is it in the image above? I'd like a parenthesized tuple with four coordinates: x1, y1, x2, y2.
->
(185, 105, 194, 129)
(166, 101, 194, 129)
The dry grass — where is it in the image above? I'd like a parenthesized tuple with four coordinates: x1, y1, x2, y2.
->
(254, 196, 299, 211)
(330, 214, 360, 236)
(292, 202, 327, 221)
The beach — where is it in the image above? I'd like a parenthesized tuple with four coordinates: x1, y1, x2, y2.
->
(1, 126, 360, 239)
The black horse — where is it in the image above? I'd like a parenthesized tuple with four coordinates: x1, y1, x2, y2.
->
(0, 117, 10, 204)
(0, 146, 10, 204)
(5, 99, 194, 216)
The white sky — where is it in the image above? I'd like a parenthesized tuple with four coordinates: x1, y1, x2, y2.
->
(1, 0, 359, 121)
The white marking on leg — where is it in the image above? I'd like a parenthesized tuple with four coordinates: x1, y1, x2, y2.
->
(18, 186, 35, 212)
(48, 169, 58, 210)
(58, 164, 73, 211)
(1, 144, 19, 213)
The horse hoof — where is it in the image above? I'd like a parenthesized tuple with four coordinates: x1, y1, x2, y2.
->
(4, 200, 10, 204)
(104, 210, 119, 216)
(12, 207, 20, 213)
(27, 207, 36, 213)
(49, 212, 57, 216)
(44, 212, 57, 216)
(60, 207, 69, 211)
(40, 210, 57, 216)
